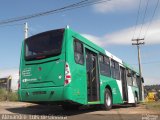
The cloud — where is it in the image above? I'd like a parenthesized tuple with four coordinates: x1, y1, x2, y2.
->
(107, 19, 160, 45)
(93, 0, 139, 13)
(81, 34, 107, 46)
(83, 20, 160, 46)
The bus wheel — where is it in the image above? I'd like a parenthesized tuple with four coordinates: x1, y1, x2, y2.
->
(102, 88, 112, 110)
(132, 95, 138, 107)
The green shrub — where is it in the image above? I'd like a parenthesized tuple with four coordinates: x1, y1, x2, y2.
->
(0, 88, 18, 101)
(0, 88, 7, 101)
(8, 91, 18, 101)
(145, 101, 160, 110)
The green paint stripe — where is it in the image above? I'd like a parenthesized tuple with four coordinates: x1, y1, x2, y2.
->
(88, 101, 100, 104)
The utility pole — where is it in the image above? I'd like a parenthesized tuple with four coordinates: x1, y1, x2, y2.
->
(132, 38, 145, 101)
(24, 22, 28, 39)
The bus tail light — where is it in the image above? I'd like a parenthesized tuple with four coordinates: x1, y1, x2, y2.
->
(64, 63, 71, 86)
(18, 70, 20, 89)
(18, 80, 20, 89)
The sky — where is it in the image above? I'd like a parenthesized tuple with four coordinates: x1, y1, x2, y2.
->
(0, 0, 160, 85)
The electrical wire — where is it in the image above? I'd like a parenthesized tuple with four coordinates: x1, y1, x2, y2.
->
(143, 0, 160, 39)
(132, 0, 160, 40)
(138, 0, 150, 38)
(0, 0, 109, 26)
(132, 0, 142, 40)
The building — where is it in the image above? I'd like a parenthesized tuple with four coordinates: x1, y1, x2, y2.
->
(0, 69, 19, 91)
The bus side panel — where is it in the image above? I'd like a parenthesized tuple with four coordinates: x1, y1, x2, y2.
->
(127, 86, 135, 103)
(128, 86, 139, 103)
(100, 76, 123, 104)
(63, 30, 87, 105)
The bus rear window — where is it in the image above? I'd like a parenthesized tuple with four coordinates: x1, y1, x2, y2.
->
(25, 29, 64, 61)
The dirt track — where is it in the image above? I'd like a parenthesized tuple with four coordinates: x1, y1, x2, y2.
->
(0, 102, 159, 120)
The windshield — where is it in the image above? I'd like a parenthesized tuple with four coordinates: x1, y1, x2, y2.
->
(25, 29, 64, 61)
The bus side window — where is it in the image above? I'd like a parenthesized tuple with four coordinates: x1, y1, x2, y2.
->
(104, 56, 111, 77)
(126, 69, 133, 86)
(99, 55, 111, 77)
(132, 72, 137, 86)
(74, 39, 84, 65)
(111, 60, 120, 80)
(111, 60, 115, 79)
(115, 62, 120, 80)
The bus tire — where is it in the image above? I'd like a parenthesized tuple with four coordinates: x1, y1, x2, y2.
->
(132, 95, 138, 107)
(102, 88, 112, 110)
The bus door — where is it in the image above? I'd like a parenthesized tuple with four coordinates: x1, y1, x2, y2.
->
(120, 67, 128, 102)
(85, 48, 100, 102)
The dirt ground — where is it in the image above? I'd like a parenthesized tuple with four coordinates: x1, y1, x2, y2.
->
(0, 102, 159, 120)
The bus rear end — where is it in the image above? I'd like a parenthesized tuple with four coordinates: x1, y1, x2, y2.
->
(18, 28, 66, 103)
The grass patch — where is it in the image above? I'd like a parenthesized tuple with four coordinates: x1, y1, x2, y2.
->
(8, 91, 18, 101)
(0, 88, 7, 101)
(144, 101, 160, 110)
(0, 88, 18, 101)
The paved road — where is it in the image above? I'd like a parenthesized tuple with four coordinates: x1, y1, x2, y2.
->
(0, 102, 159, 120)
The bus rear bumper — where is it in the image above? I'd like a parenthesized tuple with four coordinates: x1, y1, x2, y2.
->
(18, 86, 64, 102)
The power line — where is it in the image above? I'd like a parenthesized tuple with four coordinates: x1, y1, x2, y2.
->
(144, 0, 160, 39)
(0, 0, 110, 26)
(138, 0, 150, 38)
(132, 0, 142, 40)
(0, 0, 89, 25)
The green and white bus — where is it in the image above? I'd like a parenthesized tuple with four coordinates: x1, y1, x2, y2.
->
(18, 27, 143, 110)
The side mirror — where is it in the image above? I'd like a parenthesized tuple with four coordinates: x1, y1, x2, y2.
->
(141, 77, 144, 83)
